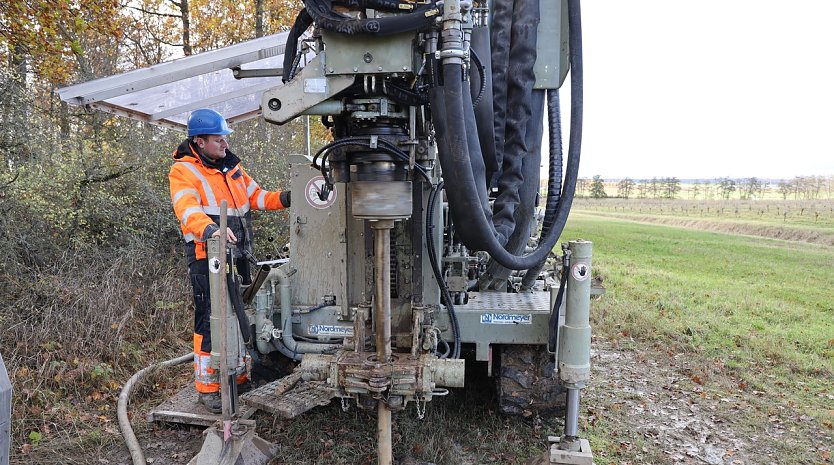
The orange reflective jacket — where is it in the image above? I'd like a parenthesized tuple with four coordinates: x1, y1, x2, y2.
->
(168, 139, 287, 262)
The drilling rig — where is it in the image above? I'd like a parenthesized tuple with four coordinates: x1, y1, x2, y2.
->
(58, 0, 594, 463)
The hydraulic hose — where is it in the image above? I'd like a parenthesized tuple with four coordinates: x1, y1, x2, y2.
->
(118, 352, 194, 465)
(547, 262, 568, 351)
(282, 9, 313, 83)
(470, 25, 497, 183)
(490, 0, 540, 242)
(479, 89, 544, 289)
(469, 49, 487, 108)
(521, 89, 564, 290)
(461, 70, 494, 226)
(433, 0, 582, 271)
(425, 181, 461, 359)
(489, 0, 514, 177)
(226, 263, 261, 366)
(269, 266, 342, 361)
(305, 0, 440, 36)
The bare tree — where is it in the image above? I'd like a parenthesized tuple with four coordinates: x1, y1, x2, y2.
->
(256, 0, 265, 37)
(662, 177, 681, 199)
(716, 177, 736, 200)
(636, 180, 647, 199)
(617, 177, 635, 199)
(777, 180, 792, 200)
(576, 178, 589, 197)
(171, 0, 192, 55)
(690, 180, 701, 200)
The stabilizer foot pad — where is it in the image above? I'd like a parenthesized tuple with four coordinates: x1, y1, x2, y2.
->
(547, 437, 593, 465)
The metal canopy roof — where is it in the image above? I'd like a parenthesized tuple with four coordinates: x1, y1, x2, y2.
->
(56, 32, 298, 131)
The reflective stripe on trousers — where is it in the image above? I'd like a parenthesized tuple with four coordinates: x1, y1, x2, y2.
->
(193, 333, 246, 393)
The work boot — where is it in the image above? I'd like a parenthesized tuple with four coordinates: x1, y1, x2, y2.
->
(199, 392, 222, 414)
(237, 380, 253, 394)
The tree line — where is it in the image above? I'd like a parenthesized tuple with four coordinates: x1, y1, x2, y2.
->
(574, 175, 834, 200)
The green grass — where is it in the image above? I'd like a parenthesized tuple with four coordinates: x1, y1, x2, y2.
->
(561, 212, 834, 417)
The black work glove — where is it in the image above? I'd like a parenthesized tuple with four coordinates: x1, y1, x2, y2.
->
(280, 191, 291, 208)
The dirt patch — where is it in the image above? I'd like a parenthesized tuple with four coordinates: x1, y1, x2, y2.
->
(584, 338, 833, 465)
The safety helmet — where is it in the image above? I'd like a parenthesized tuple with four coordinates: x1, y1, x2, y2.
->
(186, 108, 233, 137)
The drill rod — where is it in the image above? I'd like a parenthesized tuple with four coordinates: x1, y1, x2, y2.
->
(217, 200, 233, 440)
(372, 219, 394, 465)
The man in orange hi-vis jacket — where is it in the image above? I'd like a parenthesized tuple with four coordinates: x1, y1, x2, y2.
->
(168, 108, 290, 413)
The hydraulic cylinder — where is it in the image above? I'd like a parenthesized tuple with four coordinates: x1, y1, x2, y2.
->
(558, 240, 592, 451)
(558, 240, 592, 388)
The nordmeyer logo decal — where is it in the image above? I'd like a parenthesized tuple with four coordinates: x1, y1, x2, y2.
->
(480, 313, 532, 325)
(309, 324, 354, 336)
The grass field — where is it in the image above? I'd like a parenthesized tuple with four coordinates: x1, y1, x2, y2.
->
(562, 211, 834, 464)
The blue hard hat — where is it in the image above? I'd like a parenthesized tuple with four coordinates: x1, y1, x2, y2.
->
(187, 108, 233, 136)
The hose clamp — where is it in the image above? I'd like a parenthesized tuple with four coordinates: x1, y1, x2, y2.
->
(436, 49, 465, 65)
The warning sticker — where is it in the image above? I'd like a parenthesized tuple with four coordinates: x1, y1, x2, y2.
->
(209, 257, 222, 274)
(571, 262, 590, 282)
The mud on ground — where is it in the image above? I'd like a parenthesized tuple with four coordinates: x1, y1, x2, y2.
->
(584, 338, 833, 465)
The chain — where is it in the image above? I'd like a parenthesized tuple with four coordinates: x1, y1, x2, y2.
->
(415, 397, 426, 420)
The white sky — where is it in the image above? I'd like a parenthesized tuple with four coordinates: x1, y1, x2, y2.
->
(545, 0, 834, 180)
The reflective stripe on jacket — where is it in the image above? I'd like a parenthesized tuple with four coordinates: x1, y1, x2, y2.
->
(168, 139, 287, 262)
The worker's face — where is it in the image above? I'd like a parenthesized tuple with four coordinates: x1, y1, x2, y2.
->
(196, 135, 229, 161)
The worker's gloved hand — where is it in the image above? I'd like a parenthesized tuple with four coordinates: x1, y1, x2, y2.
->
(211, 227, 237, 244)
(280, 191, 291, 208)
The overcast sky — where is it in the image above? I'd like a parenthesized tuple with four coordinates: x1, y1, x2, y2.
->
(546, 0, 834, 180)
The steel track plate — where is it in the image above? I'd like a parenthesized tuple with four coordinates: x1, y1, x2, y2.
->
(241, 378, 335, 419)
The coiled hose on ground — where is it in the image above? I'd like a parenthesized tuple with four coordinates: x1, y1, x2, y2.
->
(118, 352, 193, 465)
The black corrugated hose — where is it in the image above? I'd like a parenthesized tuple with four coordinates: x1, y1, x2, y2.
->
(520, 89, 564, 290)
(282, 9, 313, 83)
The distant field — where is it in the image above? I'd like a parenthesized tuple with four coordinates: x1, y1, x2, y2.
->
(560, 212, 834, 463)
(571, 198, 834, 246)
